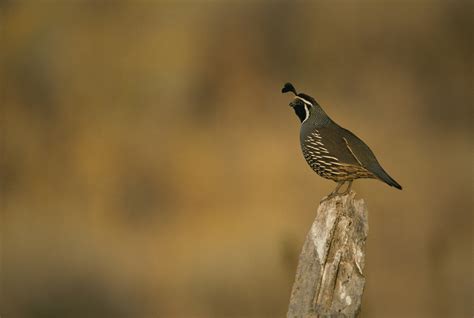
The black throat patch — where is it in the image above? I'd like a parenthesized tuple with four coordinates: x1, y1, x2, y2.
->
(294, 104, 308, 123)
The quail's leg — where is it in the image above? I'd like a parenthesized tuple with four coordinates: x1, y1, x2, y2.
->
(327, 181, 345, 198)
(333, 181, 344, 195)
(340, 180, 353, 195)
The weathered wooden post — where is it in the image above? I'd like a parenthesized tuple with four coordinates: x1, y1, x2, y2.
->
(287, 192, 369, 318)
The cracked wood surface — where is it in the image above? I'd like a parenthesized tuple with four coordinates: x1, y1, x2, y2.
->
(287, 192, 368, 318)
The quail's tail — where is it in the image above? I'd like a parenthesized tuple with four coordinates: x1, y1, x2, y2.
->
(374, 168, 402, 190)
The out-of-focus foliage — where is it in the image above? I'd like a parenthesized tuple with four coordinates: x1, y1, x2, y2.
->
(1, 1, 472, 317)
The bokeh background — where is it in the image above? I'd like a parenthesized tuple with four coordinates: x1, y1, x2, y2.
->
(1, 1, 472, 317)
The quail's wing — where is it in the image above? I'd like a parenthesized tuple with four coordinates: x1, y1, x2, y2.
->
(317, 125, 396, 182)
(336, 126, 381, 169)
(308, 126, 369, 167)
(335, 126, 402, 189)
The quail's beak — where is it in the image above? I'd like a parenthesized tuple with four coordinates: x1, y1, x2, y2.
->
(289, 101, 296, 108)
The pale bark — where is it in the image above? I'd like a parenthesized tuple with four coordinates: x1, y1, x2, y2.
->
(287, 192, 368, 318)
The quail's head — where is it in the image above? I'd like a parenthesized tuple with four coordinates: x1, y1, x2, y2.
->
(282, 82, 318, 122)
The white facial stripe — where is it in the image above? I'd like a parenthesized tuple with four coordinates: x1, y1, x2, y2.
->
(296, 96, 313, 106)
(302, 104, 310, 123)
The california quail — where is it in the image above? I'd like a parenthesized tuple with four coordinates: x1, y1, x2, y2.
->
(282, 82, 402, 196)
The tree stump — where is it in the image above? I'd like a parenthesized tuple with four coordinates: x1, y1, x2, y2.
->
(287, 192, 368, 318)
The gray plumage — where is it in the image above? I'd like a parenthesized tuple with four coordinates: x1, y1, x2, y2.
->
(282, 82, 402, 194)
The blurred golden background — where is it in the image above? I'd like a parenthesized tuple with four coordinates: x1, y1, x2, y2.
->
(1, 1, 472, 317)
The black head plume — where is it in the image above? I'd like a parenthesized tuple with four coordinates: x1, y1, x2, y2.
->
(282, 82, 297, 95)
